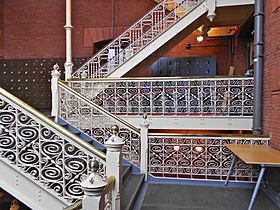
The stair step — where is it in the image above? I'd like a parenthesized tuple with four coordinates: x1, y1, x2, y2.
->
(122, 164, 132, 184)
(122, 174, 145, 210)
(55, 118, 107, 153)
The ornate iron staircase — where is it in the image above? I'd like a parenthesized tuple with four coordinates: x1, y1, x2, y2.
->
(72, 0, 205, 78)
(0, 86, 106, 209)
(71, 0, 254, 79)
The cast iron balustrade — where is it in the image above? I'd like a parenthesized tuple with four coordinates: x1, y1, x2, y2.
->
(69, 77, 254, 117)
(148, 134, 270, 181)
(0, 87, 106, 204)
(58, 81, 141, 167)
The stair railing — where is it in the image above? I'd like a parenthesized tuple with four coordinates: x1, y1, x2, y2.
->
(95, 0, 203, 78)
(147, 133, 270, 181)
(64, 126, 125, 210)
(58, 81, 142, 167)
(0, 86, 106, 204)
(71, 0, 203, 78)
(68, 76, 254, 117)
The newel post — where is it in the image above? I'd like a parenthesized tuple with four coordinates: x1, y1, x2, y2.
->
(81, 160, 107, 210)
(51, 64, 61, 121)
(140, 114, 150, 181)
(105, 125, 124, 210)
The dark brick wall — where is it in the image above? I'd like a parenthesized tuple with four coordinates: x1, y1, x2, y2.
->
(0, 57, 87, 109)
(263, 0, 280, 150)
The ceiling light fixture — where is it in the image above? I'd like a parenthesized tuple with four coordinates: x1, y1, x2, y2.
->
(196, 35, 204, 42)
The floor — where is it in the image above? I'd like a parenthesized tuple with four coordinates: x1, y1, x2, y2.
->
(141, 184, 279, 210)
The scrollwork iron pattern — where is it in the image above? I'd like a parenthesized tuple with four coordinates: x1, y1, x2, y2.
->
(148, 136, 269, 181)
(72, 0, 202, 78)
(0, 96, 106, 203)
(58, 84, 141, 167)
(70, 77, 254, 116)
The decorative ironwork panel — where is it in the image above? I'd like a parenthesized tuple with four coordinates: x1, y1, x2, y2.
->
(70, 77, 254, 117)
(148, 136, 270, 181)
(72, 0, 203, 78)
(58, 83, 141, 167)
(0, 96, 105, 203)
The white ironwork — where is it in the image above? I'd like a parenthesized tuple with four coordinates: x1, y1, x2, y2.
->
(51, 64, 61, 120)
(148, 135, 270, 181)
(0, 160, 67, 210)
(140, 115, 150, 180)
(72, 0, 203, 78)
(58, 82, 141, 167)
(69, 77, 254, 117)
(64, 0, 73, 80)
(0, 89, 106, 204)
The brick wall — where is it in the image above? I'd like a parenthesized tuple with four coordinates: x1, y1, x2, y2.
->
(0, 0, 3, 58)
(126, 32, 246, 77)
(233, 36, 247, 76)
(3, 0, 154, 59)
(164, 33, 236, 76)
(263, 0, 280, 150)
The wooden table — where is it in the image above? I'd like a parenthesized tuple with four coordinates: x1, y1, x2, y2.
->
(224, 144, 280, 210)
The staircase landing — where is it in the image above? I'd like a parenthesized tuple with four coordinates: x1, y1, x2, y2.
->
(141, 183, 279, 210)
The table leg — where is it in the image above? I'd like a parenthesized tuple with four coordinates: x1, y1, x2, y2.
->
(248, 166, 266, 210)
(224, 155, 236, 186)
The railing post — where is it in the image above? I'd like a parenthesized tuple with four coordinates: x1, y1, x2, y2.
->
(81, 160, 107, 210)
(206, 0, 216, 22)
(51, 64, 61, 121)
(140, 114, 150, 181)
(105, 125, 124, 210)
(64, 0, 73, 80)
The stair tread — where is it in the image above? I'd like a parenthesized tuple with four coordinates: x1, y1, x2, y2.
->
(122, 173, 145, 210)
(122, 165, 132, 184)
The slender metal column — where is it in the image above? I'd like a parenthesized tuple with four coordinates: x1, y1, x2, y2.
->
(252, 0, 264, 134)
(248, 166, 266, 210)
(224, 155, 236, 186)
(64, 0, 73, 80)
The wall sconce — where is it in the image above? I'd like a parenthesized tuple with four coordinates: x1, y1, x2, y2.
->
(186, 42, 192, 49)
(174, 145, 180, 151)
(196, 36, 204, 42)
(194, 146, 203, 152)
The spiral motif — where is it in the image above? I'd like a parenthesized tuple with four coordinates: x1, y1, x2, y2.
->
(18, 151, 39, 165)
(42, 142, 62, 156)
(41, 128, 56, 139)
(207, 160, 219, 168)
(65, 158, 87, 173)
(80, 107, 91, 115)
(18, 126, 39, 141)
(65, 143, 81, 156)
(193, 158, 205, 167)
(0, 112, 16, 126)
(0, 135, 16, 149)
(42, 166, 63, 180)
(208, 146, 220, 154)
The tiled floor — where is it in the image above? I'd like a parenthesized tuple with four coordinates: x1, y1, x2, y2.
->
(141, 184, 279, 210)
